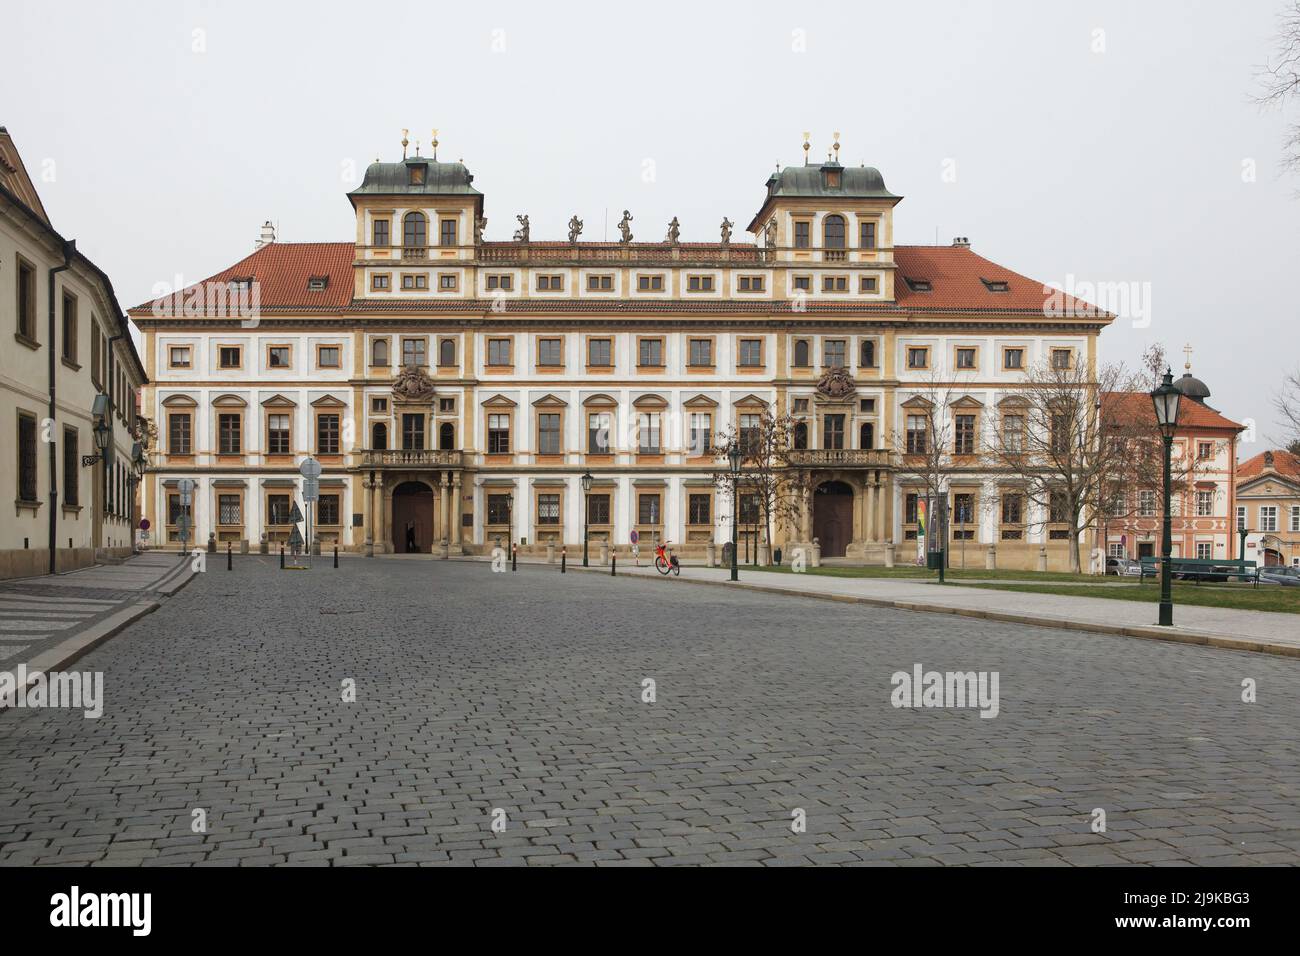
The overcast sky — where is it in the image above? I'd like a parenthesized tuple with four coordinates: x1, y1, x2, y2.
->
(5, 0, 1297, 446)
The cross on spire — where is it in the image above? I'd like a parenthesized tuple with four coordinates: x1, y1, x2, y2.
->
(1183, 342, 1193, 371)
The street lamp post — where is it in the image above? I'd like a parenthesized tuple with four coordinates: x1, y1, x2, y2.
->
(1150, 369, 1181, 626)
(581, 470, 593, 567)
(728, 444, 742, 582)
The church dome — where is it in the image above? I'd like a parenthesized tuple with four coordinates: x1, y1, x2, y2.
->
(1173, 371, 1211, 402)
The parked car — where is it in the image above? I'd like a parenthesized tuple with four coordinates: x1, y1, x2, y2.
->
(1258, 566, 1300, 586)
(1105, 557, 1141, 577)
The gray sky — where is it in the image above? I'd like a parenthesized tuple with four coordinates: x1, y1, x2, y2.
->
(6, 0, 1297, 445)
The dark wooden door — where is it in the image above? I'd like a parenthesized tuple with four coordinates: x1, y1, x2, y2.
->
(813, 483, 854, 557)
(391, 482, 434, 553)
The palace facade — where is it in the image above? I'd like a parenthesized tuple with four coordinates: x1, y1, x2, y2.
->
(130, 137, 1110, 569)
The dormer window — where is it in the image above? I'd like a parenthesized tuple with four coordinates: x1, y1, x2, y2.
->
(228, 277, 253, 292)
(904, 277, 932, 293)
(824, 169, 841, 189)
(307, 275, 329, 292)
(981, 277, 1009, 293)
(408, 164, 426, 186)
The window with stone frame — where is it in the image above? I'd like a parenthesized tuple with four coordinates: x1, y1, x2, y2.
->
(169, 412, 192, 455)
(905, 414, 928, 454)
(317, 494, 340, 526)
(954, 413, 977, 455)
(688, 493, 711, 525)
(536, 493, 560, 525)
(487, 494, 512, 525)
(537, 413, 562, 455)
(587, 412, 611, 454)
(266, 414, 291, 455)
(18, 413, 38, 502)
(317, 413, 340, 455)
(587, 493, 611, 525)
(487, 413, 511, 454)
(218, 413, 241, 454)
(638, 493, 661, 525)
(218, 494, 242, 526)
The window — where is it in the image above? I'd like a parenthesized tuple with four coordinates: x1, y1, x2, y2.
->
(1260, 506, 1278, 532)
(953, 493, 974, 526)
(739, 413, 761, 454)
(955, 347, 976, 369)
(859, 398, 876, 413)
(688, 494, 711, 525)
(439, 422, 455, 449)
(536, 274, 564, 291)
(219, 346, 242, 369)
(860, 339, 877, 368)
(371, 274, 390, 291)
(859, 276, 878, 293)
(823, 414, 845, 450)
(438, 338, 457, 367)
(169, 413, 192, 455)
(402, 338, 426, 366)
(588, 493, 610, 525)
(906, 414, 928, 454)
(537, 493, 560, 525)
(688, 413, 712, 455)
(61, 293, 78, 363)
(1138, 490, 1157, 517)
(1003, 347, 1024, 370)
(1197, 441, 1214, 460)
(488, 413, 511, 454)
(1002, 413, 1024, 453)
(1236, 505, 1247, 531)
(859, 422, 874, 449)
(401, 274, 428, 290)
(738, 339, 763, 368)
(537, 338, 563, 367)
(487, 494, 512, 526)
(318, 494, 340, 526)
(954, 414, 976, 455)
(16, 257, 37, 340)
(906, 347, 929, 369)
(688, 339, 713, 367)
(1049, 491, 1070, 524)
(487, 339, 513, 367)
(587, 274, 613, 291)
(1195, 489, 1214, 516)
(794, 221, 810, 249)
(170, 346, 192, 368)
(371, 339, 388, 366)
(402, 413, 425, 450)
(537, 413, 561, 455)
(905, 493, 919, 531)
(372, 218, 390, 247)
(403, 211, 426, 248)
(1001, 493, 1024, 528)
(372, 422, 388, 450)
(737, 275, 764, 292)
(267, 495, 291, 525)
(637, 412, 661, 454)
(638, 494, 661, 525)
(793, 276, 811, 292)
(267, 414, 291, 455)
(587, 412, 611, 454)
(687, 275, 715, 292)
(824, 169, 841, 188)
(408, 165, 426, 186)
(440, 219, 457, 247)
(62, 426, 78, 506)
(822, 276, 848, 292)
(486, 274, 513, 291)
(638, 338, 664, 367)
(317, 413, 340, 455)
(823, 339, 846, 368)
(738, 493, 760, 525)
(218, 413, 241, 455)
(793, 340, 811, 367)
(637, 274, 664, 292)
(1291, 506, 1300, 533)
(1196, 542, 1213, 560)
(218, 494, 242, 526)
(1051, 348, 1072, 370)
(860, 221, 877, 249)
(823, 214, 846, 249)
(793, 421, 808, 449)
(588, 338, 612, 367)
(436, 274, 456, 291)
(317, 346, 340, 368)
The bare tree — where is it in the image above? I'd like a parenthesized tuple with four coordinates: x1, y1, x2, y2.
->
(1256, 1, 1300, 175)
(711, 409, 807, 565)
(1273, 368, 1300, 447)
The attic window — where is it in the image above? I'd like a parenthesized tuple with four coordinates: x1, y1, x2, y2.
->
(981, 277, 1009, 293)
(824, 169, 841, 188)
(904, 277, 932, 293)
(307, 275, 329, 292)
(408, 164, 426, 186)
(228, 277, 253, 292)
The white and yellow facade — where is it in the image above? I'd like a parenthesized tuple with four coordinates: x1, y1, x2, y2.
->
(130, 141, 1110, 569)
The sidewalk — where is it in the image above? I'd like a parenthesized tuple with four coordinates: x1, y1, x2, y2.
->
(0, 552, 196, 682)
(568, 562, 1300, 659)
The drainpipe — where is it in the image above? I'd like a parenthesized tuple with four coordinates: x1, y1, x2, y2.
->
(47, 239, 76, 575)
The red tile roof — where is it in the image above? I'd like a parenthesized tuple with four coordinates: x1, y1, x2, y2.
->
(127, 241, 1105, 318)
(1238, 449, 1300, 480)
(1102, 391, 1244, 432)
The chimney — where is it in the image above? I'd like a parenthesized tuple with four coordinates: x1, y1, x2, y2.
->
(255, 220, 276, 249)
(952, 236, 970, 248)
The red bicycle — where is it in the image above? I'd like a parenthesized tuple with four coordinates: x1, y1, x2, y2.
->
(654, 541, 680, 576)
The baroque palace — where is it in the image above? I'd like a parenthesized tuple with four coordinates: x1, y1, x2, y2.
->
(130, 134, 1109, 569)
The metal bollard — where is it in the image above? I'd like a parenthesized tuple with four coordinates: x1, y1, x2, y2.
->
(512, 544, 517, 572)
(561, 548, 567, 573)
(611, 551, 616, 576)
(333, 545, 338, 569)
(280, 544, 284, 569)
(227, 542, 232, 571)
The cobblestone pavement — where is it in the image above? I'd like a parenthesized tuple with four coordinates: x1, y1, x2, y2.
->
(0, 557, 1297, 866)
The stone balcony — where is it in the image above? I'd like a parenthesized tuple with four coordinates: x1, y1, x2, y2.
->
(357, 448, 463, 470)
(785, 448, 894, 469)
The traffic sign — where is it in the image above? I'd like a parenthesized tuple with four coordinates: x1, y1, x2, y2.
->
(139, 518, 151, 531)
(178, 478, 195, 494)
(288, 525, 304, 549)
(289, 501, 305, 524)
(177, 515, 192, 534)
(630, 530, 639, 545)
(303, 478, 319, 502)
(299, 457, 322, 479)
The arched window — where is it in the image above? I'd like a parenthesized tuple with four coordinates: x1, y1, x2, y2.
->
(860, 339, 876, 368)
(439, 422, 456, 450)
(823, 215, 846, 249)
(403, 211, 427, 248)
(793, 421, 808, 450)
(372, 422, 388, 450)
(439, 338, 457, 367)
(859, 422, 874, 450)
(793, 340, 810, 368)
(371, 338, 388, 367)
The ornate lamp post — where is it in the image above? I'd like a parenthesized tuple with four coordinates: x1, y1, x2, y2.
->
(581, 470, 593, 567)
(728, 443, 743, 582)
(1150, 369, 1181, 626)
(81, 395, 113, 467)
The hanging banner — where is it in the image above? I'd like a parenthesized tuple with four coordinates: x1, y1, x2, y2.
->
(916, 498, 928, 564)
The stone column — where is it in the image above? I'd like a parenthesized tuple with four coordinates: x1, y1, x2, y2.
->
(451, 472, 462, 550)
(865, 480, 877, 543)
(876, 474, 887, 544)
(364, 476, 375, 557)
(800, 475, 811, 542)
(439, 471, 451, 553)
(381, 482, 394, 554)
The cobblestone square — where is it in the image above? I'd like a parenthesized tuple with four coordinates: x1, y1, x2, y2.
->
(1, 557, 1297, 866)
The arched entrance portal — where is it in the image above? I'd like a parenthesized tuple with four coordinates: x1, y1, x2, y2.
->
(391, 481, 434, 553)
(813, 480, 854, 558)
